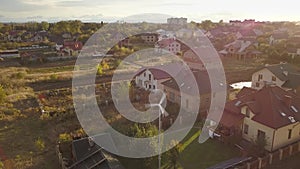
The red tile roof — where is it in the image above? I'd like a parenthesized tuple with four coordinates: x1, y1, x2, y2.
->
(239, 86, 300, 129)
(236, 87, 257, 98)
(135, 62, 183, 80)
(212, 86, 300, 129)
(210, 99, 245, 128)
(62, 40, 83, 51)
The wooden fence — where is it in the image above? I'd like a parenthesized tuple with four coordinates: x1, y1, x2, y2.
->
(234, 141, 300, 169)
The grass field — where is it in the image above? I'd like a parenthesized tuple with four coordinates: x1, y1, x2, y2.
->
(0, 58, 264, 169)
(179, 128, 240, 169)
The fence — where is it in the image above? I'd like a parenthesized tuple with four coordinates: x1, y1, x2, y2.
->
(56, 144, 69, 169)
(234, 141, 300, 169)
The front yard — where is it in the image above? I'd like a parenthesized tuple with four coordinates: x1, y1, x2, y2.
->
(179, 128, 240, 169)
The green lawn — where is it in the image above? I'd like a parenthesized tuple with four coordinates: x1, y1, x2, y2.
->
(119, 128, 240, 169)
(179, 128, 240, 169)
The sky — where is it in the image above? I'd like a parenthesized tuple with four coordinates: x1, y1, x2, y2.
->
(0, 0, 299, 23)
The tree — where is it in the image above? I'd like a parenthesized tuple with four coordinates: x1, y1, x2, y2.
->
(127, 123, 159, 169)
(164, 141, 182, 169)
(40, 21, 50, 31)
(200, 20, 215, 31)
(25, 22, 39, 31)
(0, 85, 6, 104)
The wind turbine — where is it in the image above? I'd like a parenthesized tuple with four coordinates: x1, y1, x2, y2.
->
(145, 89, 168, 169)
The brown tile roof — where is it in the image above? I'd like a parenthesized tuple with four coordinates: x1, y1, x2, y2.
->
(210, 99, 245, 128)
(215, 86, 300, 129)
(241, 86, 300, 129)
(236, 87, 257, 98)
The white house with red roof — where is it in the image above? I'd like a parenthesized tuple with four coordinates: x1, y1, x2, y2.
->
(209, 86, 300, 151)
(58, 40, 83, 56)
(135, 63, 182, 91)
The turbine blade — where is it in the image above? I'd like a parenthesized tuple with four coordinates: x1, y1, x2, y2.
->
(159, 93, 166, 105)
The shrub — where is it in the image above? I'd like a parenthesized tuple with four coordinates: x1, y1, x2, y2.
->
(50, 74, 58, 81)
(59, 133, 72, 143)
(35, 137, 45, 151)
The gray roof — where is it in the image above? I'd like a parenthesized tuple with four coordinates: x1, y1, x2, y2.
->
(265, 63, 299, 81)
(70, 137, 111, 169)
(69, 135, 123, 169)
(282, 73, 300, 89)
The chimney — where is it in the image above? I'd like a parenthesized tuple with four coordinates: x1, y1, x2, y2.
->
(283, 95, 292, 107)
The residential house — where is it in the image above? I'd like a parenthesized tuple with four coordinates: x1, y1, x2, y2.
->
(251, 63, 300, 93)
(219, 40, 261, 60)
(140, 33, 158, 44)
(182, 48, 221, 71)
(155, 38, 181, 54)
(112, 32, 130, 47)
(68, 136, 124, 169)
(287, 48, 300, 59)
(59, 40, 83, 56)
(209, 86, 300, 151)
(235, 29, 257, 40)
(162, 70, 220, 113)
(156, 29, 176, 41)
(269, 31, 289, 45)
(30, 30, 49, 42)
(135, 63, 182, 91)
(206, 27, 228, 39)
(7, 30, 23, 42)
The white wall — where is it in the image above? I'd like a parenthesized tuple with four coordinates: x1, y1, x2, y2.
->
(251, 68, 285, 89)
(135, 69, 168, 91)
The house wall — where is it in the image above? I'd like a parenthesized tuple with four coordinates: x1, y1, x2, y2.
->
(163, 85, 210, 113)
(241, 106, 275, 151)
(241, 106, 300, 151)
(251, 68, 285, 89)
(272, 122, 300, 151)
(141, 35, 157, 43)
(135, 69, 168, 91)
(166, 41, 181, 54)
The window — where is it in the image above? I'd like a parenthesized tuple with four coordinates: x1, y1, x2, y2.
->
(153, 85, 155, 89)
(244, 124, 249, 134)
(186, 99, 189, 109)
(257, 130, 266, 140)
(258, 74, 263, 81)
(149, 85, 152, 89)
(246, 108, 250, 118)
(272, 76, 276, 81)
(206, 97, 209, 103)
(288, 129, 292, 139)
(144, 72, 146, 77)
(149, 74, 151, 81)
(256, 82, 260, 88)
